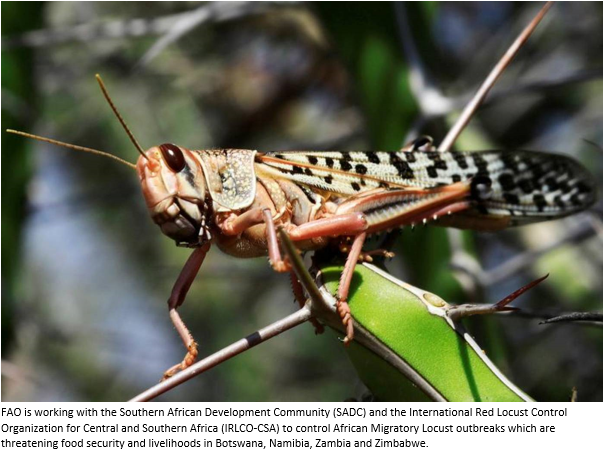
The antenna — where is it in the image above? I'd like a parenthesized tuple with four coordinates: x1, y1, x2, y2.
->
(5, 129, 137, 170)
(95, 74, 148, 160)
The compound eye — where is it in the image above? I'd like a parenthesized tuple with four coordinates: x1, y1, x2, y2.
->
(159, 143, 186, 172)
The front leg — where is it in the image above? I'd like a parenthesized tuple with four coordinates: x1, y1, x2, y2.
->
(162, 243, 210, 380)
(217, 207, 290, 272)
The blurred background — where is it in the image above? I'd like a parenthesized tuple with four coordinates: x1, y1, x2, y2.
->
(1, 2, 602, 401)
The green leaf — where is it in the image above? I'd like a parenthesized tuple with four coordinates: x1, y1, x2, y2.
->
(320, 263, 531, 402)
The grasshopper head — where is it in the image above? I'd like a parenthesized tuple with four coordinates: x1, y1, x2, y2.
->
(137, 143, 212, 247)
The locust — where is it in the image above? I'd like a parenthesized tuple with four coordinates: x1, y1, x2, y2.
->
(6, 3, 596, 382)
(7, 77, 595, 380)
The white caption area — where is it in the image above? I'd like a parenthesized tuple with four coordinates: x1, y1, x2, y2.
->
(0, 403, 601, 451)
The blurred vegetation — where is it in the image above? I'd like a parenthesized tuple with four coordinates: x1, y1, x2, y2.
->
(1, 2, 602, 401)
(1, 2, 44, 355)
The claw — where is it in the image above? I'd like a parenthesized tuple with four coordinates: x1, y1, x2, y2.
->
(337, 298, 354, 346)
(270, 257, 292, 273)
(161, 341, 198, 381)
(360, 249, 395, 261)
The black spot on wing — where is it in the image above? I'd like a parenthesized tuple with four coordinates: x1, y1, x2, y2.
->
(501, 154, 519, 171)
(570, 194, 583, 207)
(543, 177, 559, 191)
(452, 152, 469, 170)
(533, 194, 547, 211)
(435, 160, 447, 170)
(367, 152, 380, 164)
(503, 193, 520, 205)
(472, 154, 488, 173)
(389, 153, 414, 178)
(405, 152, 417, 163)
(498, 173, 516, 191)
(340, 160, 352, 171)
(308, 156, 318, 165)
(427, 167, 438, 178)
(558, 180, 572, 194)
(355, 164, 368, 175)
(531, 165, 546, 180)
(519, 179, 534, 194)
(554, 195, 566, 208)
(576, 181, 592, 194)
